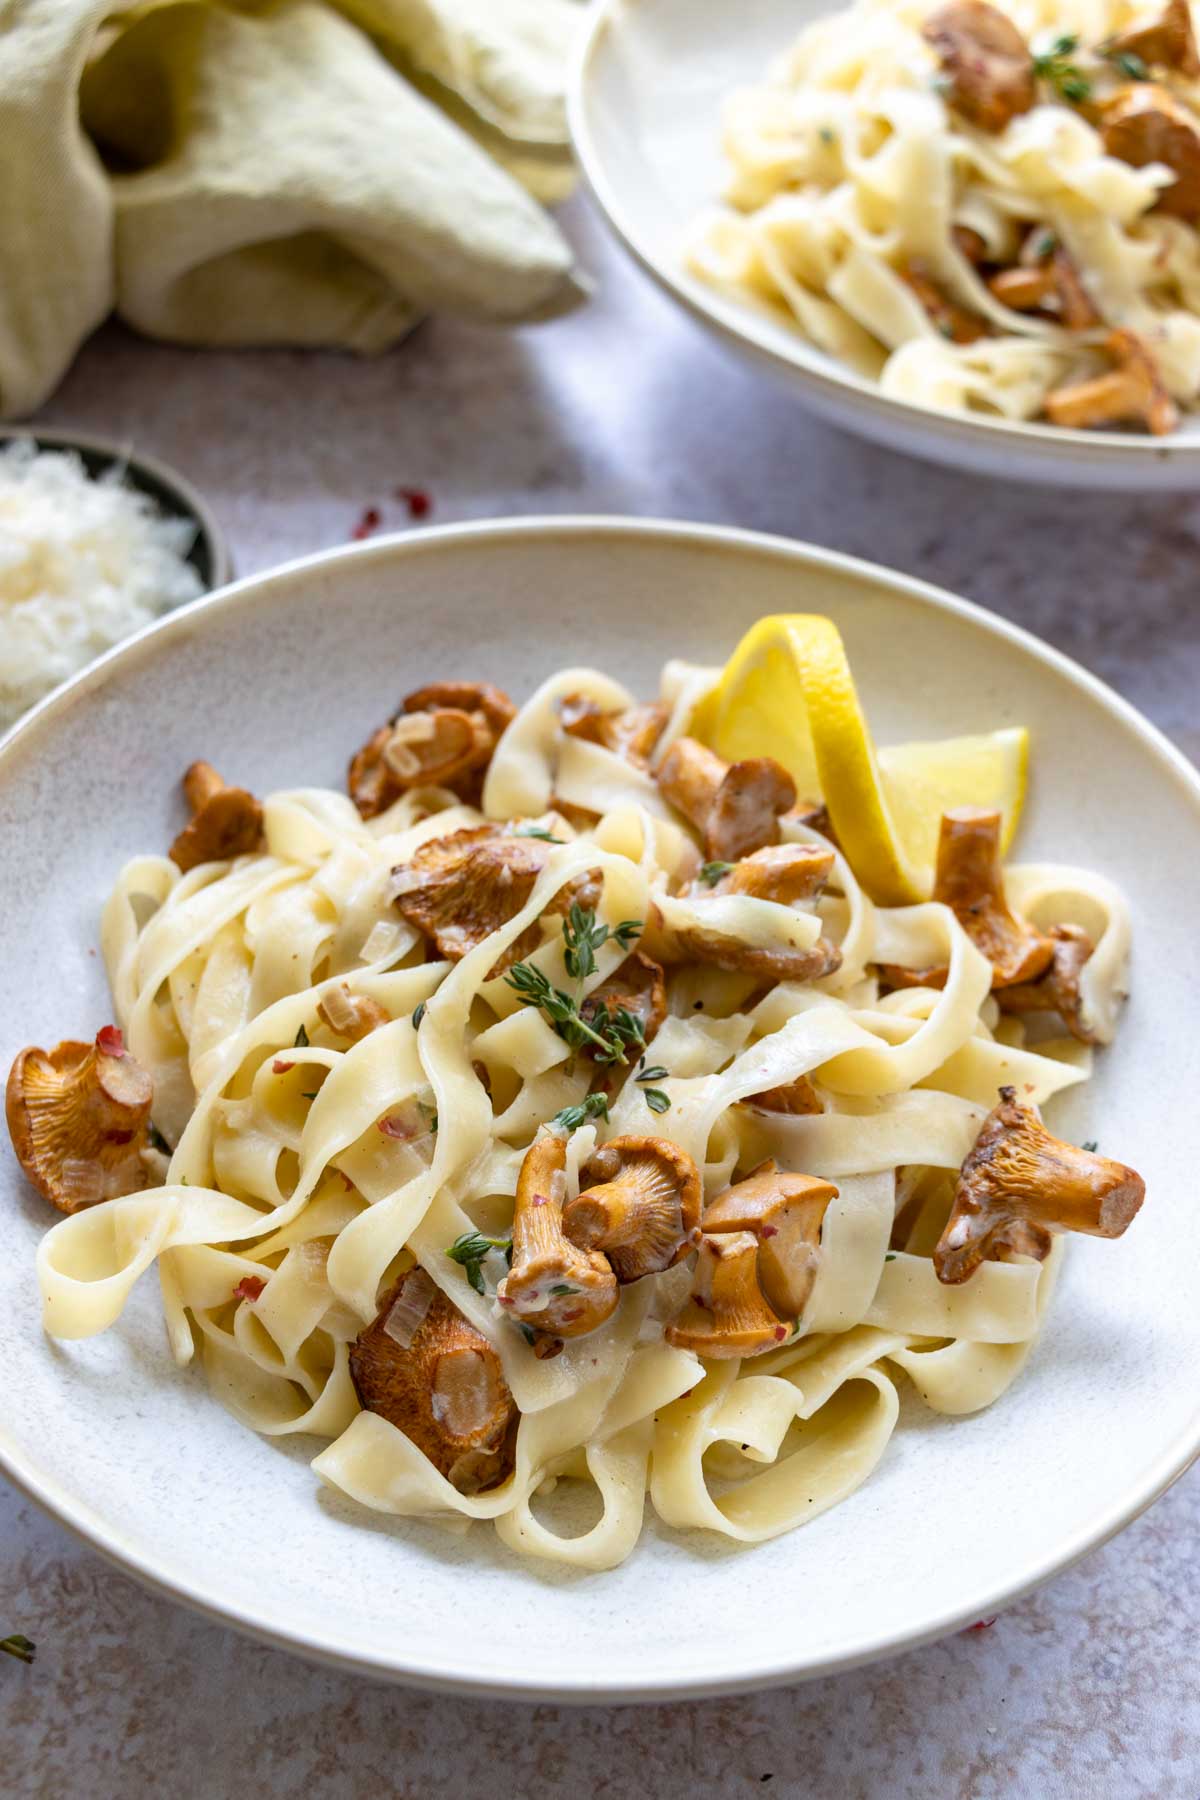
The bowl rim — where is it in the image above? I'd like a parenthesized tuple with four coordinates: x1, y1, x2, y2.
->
(0, 425, 233, 590)
(566, 0, 1199, 474)
(2, 514, 1199, 1701)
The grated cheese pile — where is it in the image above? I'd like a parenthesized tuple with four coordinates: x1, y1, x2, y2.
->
(0, 440, 204, 731)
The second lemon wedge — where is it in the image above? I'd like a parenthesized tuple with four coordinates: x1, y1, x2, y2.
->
(693, 613, 1027, 905)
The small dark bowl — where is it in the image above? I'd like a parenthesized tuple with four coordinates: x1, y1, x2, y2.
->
(0, 428, 232, 592)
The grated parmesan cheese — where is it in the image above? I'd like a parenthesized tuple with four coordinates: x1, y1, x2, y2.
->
(0, 440, 204, 730)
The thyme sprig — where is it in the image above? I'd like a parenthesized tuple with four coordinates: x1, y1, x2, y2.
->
(698, 861, 736, 887)
(447, 1230, 512, 1294)
(505, 907, 647, 1064)
(513, 824, 565, 844)
(551, 1092, 611, 1133)
(1032, 33, 1092, 103)
(562, 902, 641, 980)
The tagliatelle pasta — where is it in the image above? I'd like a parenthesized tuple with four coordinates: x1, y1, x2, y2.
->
(689, 0, 1200, 432)
(22, 657, 1140, 1572)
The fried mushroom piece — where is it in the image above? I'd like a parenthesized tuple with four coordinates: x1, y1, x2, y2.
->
(348, 682, 516, 818)
(664, 1231, 791, 1358)
(497, 1135, 619, 1341)
(6, 1027, 154, 1212)
(923, 0, 1037, 132)
(743, 1073, 823, 1115)
(169, 762, 264, 873)
(559, 694, 669, 768)
(1044, 327, 1179, 435)
(934, 1085, 1146, 1284)
(349, 1269, 517, 1494)
(564, 1136, 702, 1282)
(901, 260, 989, 343)
(579, 951, 667, 1059)
(701, 1160, 838, 1319)
(1107, 0, 1200, 78)
(389, 823, 597, 975)
(657, 737, 797, 862)
(674, 843, 843, 983)
(988, 229, 1101, 331)
(996, 923, 1099, 1043)
(878, 807, 1052, 991)
(1100, 83, 1200, 220)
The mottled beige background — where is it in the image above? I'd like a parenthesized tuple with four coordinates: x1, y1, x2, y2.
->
(3, 198, 1198, 1800)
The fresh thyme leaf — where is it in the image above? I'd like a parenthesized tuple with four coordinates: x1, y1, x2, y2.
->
(505, 960, 642, 1062)
(698, 861, 736, 887)
(636, 1065, 669, 1083)
(518, 1323, 537, 1346)
(549, 1284, 577, 1297)
(563, 901, 609, 980)
(1082, 1139, 1099, 1153)
(818, 125, 835, 145)
(412, 1001, 426, 1029)
(551, 1092, 611, 1133)
(612, 919, 643, 952)
(1113, 48, 1149, 78)
(885, 1252, 897, 1263)
(1032, 34, 1092, 103)
(301, 1091, 320, 1101)
(513, 825, 565, 844)
(294, 1024, 309, 1048)
(148, 1122, 172, 1155)
(643, 1088, 671, 1114)
(1032, 229, 1058, 260)
(588, 1002, 647, 1067)
(1, 1635, 35, 1664)
(447, 1230, 512, 1294)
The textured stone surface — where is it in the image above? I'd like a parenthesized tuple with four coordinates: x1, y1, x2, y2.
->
(3, 194, 1198, 1796)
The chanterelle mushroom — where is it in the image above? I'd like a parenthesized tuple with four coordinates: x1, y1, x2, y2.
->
(390, 823, 596, 975)
(901, 259, 989, 344)
(879, 807, 1052, 991)
(1107, 0, 1200, 80)
(348, 681, 516, 818)
(673, 843, 843, 983)
(657, 737, 797, 862)
(701, 1161, 838, 1320)
(934, 1085, 1145, 1284)
(349, 1268, 517, 1494)
(1100, 83, 1200, 220)
(922, 0, 1037, 133)
(664, 1231, 791, 1358)
(6, 1026, 154, 1212)
(997, 923, 1099, 1043)
(579, 951, 667, 1060)
(564, 1135, 702, 1282)
(1044, 328, 1179, 436)
(316, 983, 390, 1042)
(988, 229, 1100, 331)
(498, 1135, 619, 1340)
(743, 1073, 822, 1115)
(560, 694, 669, 768)
(169, 762, 264, 873)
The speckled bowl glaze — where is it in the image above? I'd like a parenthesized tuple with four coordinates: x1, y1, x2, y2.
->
(569, 0, 1200, 491)
(0, 519, 1197, 1700)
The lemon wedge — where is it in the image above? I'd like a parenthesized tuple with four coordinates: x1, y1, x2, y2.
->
(693, 613, 1027, 905)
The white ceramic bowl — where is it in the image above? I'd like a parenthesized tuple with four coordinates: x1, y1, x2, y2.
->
(569, 0, 1200, 490)
(1, 519, 1197, 1699)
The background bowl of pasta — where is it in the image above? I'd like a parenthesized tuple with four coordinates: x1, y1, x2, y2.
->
(1, 517, 1198, 1698)
(570, 0, 1200, 488)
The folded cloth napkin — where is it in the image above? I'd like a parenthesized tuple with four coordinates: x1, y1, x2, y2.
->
(0, 0, 585, 417)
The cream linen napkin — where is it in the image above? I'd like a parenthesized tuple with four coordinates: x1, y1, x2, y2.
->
(0, 0, 584, 418)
